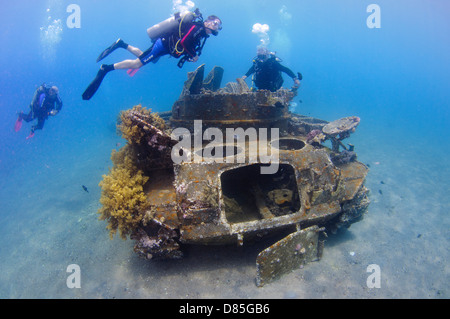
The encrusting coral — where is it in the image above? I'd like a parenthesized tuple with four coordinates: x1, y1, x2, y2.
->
(118, 104, 168, 145)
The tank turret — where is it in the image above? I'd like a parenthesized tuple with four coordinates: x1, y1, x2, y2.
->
(98, 65, 370, 286)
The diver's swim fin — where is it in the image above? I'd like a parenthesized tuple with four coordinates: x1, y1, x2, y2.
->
(14, 116, 22, 132)
(96, 38, 126, 63)
(82, 65, 111, 100)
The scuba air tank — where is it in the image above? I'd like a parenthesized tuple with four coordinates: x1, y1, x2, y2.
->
(147, 11, 196, 42)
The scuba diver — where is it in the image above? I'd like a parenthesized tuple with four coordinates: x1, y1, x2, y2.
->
(82, 9, 222, 100)
(242, 47, 301, 92)
(14, 84, 62, 139)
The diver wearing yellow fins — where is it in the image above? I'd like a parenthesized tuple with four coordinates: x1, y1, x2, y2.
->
(82, 9, 222, 100)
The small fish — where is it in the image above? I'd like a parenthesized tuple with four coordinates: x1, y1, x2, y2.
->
(380, 180, 385, 184)
(378, 189, 383, 195)
(82, 185, 89, 193)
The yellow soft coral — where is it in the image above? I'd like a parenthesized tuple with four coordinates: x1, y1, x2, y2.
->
(98, 104, 169, 240)
(98, 145, 149, 240)
(118, 112, 143, 145)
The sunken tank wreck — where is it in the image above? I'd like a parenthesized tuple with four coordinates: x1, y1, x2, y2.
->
(98, 65, 370, 286)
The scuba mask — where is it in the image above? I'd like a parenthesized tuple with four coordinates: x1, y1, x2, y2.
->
(257, 52, 279, 63)
(257, 54, 269, 62)
(206, 18, 222, 36)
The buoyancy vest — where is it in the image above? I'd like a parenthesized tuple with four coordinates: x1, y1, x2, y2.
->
(253, 55, 284, 91)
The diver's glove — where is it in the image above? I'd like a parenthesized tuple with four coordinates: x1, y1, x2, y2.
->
(188, 55, 199, 62)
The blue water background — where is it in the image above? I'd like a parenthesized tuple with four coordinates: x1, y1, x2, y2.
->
(0, 0, 449, 298)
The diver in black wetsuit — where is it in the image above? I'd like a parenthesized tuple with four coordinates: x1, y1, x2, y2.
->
(242, 47, 301, 92)
(15, 84, 62, 139)
(82, 12, 222, 100)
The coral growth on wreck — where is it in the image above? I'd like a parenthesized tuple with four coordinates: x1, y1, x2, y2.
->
(98, 104, 173, 239)
(118, 104, 168, 144)
(98, 146, 150, 240)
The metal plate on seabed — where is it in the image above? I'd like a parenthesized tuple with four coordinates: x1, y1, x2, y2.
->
(256, 226, 324, 287)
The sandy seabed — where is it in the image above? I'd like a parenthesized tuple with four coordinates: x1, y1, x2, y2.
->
(0, 127, 448, 299)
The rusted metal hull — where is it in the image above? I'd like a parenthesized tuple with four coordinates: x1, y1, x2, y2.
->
(256, 225, 324, 287)
(104, 65, 370, 285)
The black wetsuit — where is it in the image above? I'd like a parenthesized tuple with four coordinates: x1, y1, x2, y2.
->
(245, 56, 297, 92)
(19, 85, 62, 133)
